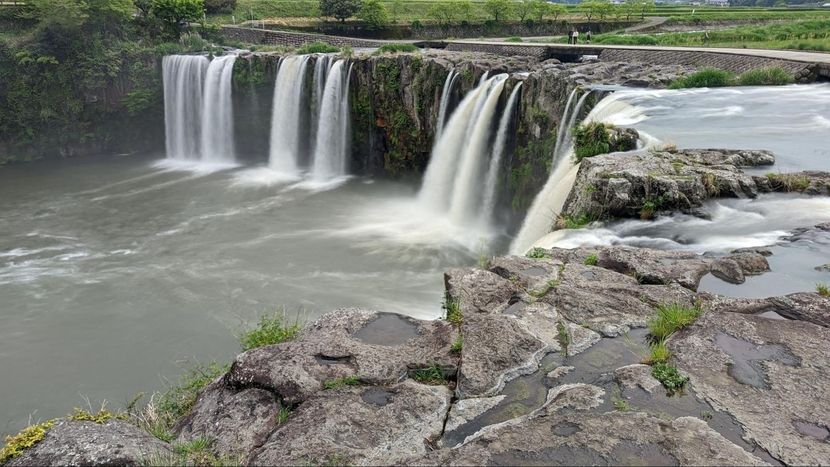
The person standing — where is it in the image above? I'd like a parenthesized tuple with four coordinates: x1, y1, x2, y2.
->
(586, 29, 592, 44)
(567, 29, 574, 44)
(574, 29, 579, 44)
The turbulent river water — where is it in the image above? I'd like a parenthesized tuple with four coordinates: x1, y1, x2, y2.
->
(1, 83, 829, 435)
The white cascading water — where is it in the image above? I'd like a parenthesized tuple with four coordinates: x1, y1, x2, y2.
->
(436, 70, 459, 138)
(162, 54, 237, 163)
(162, 55, 208, 160)
(480, 83, 522, 227)
(418, 74, 510, 227)
(510, 88, 598, 254)
(268, 55, 311, 174)
(200, 54, 238, 163)
(310, 60, 352, 181)
(310, 55, 334, 149)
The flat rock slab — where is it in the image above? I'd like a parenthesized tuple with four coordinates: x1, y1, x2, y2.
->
(7, 420, 173, 467)
(444, 268, 518, 314)
(670, 311, 830, 465)
(225, 308, 457, 404)
(250, 380, 452, 466)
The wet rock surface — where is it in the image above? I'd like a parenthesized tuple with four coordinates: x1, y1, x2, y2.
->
(7, 420, 173, 467)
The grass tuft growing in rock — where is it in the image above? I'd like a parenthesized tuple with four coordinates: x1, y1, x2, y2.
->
(323, 376, 361, 390)
(574, 122, 612, 162)
(0, 419, 55, 464)
(651, 362, 689, 395)
(817, 282, 830, 297)
(765, 172, 810, 192)
(375, 43, 419, 54)
(443, 296, 462, 326)
(646, 341, 672, 365)
(557, 213, 593, 230)
(613, 399, 631, 411)
(669, 68, 735, 89)
(557, 321, 571, 357)
(736, 67, 794, 86)
(412, 364, 446, 385)
(648, 302, 701, 342)
(145, 437, 244, 467)
(526, 247, 550, 259)
(583, 253, 598, 266)
(68, 408, 122, 424)
(239, 311, 301, 351)
(451, 335, 463, 353)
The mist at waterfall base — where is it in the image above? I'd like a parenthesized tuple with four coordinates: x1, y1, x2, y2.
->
(534, 84, 830, 298)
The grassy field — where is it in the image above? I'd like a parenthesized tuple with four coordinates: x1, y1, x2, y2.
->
(538, 19, 830, 52)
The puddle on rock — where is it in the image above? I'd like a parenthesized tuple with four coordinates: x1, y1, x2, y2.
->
(490, 441, 679, 466)
(361, 387, 394, 406)
(352, 312, 420, 346)
(714, 332, 800, 389)
(793, 421, 830, 441)
(521, 267, 548, 277)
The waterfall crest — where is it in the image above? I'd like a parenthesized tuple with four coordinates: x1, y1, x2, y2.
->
(436, 70, 459, 138)
(162, 54, 236, 163)
(510, 88, 595, 254)
(268, 55, 311, 175)
(418, 74, 510, 228)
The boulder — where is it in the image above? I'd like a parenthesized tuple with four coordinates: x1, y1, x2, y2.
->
(7, 420, 173, 467)
(444, 268, 517, 315)
(710, 258, 745, 284)
(249, 381, 452, 466)
(597, 245, 712, 290)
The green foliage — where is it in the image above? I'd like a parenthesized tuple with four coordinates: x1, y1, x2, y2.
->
(239, 311, 301, 351)
(0, 420, 55, 463)
(669, 68, 735, 89)
(583, 253, 598, 266)
(514, 0, 534, 22)
(483, 0, 511, 22)
(504, 36, 523, 42)
(648, 302, 701, 341)
(443, 296, 462, 325)
(736, 67, 793, 86)
(319, 0, 362, 22)
(639, 195, 664, 220)
(764, 172, 811, 191)
(295, 41, 340, 54)
(526, 247, 550, 259)
(68, 408, 121, 424)
(375, 43, 418, 54)
(613, 399, 631, 411)
(451, 335, 463, 353)
(204, 0, 236, 14)
(574, 122, 612, 162)
(358, 0, 389, 29)
(323, 375, 361, 389)
(558, 213, 593, 230)
(427, 1, 472, 26)
(651, 362, 689, 395)
(277, 406, 292, 424)
(145, 437, 244, 466)
(646, 340, 672, 364)
(412, 364, 446, 384)
(817, 282, 830, 297)
(151, 0, 205, 38)
(583, 0, 612, 20)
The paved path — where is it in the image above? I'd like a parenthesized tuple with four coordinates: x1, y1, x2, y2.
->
(623, 16, 668, 33)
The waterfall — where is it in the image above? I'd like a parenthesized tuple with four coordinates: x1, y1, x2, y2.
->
(510, 88, 596, 255)
(310, 60, 352, 181)
(436, 70, 459, 138)
(480, 83, 522, 227)
(163, 55, 208, 161)
(310, 55, 334, 149)
(200, 54, 237, 163)
(162, 54, 236, 163)
(268, 55, 311, 174)
(418, 74, 510, 226)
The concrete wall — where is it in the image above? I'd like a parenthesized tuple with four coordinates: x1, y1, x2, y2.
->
(221, 26, 388, 48)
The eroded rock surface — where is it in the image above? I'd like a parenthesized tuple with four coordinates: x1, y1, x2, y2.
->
(7, 420, 173, 467)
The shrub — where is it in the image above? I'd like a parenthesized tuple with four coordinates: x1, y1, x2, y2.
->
(295, 41, 340, 54)
(526, 247, 550, 259)
(737, 67, 793, 86)
(375, 43, 418, 54)
(203, 0, 236, 14)
(651, 362, 689, 394)
(669, 68, 735, 89)
(648, 302, 701, 341)
(557, 321, 571, 356)
(358, 0, 388, 30)
(583, 253, 598, 266)
(239, 311, 301, 351)
(319, 0, 362, 22)
(574, 122, 611, 162)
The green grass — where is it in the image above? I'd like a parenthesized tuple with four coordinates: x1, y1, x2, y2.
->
(651, 362, 689, 395)
(294, 41, 340, 54)
(765, 172, 811, 191)
(646, 341, 672, 364)
(451, 335, 463, 353)
(239, 311, 301, 351)
(375, 43, 419, 54)
(817, 282, 830, 297)
(557, 321, 571, 357)
(505, 36, 523, 42)
(613, 399, 631, 411)
(574, 122, 612, 162)
(443, 296, 462, 326)
(67, 408, 121, 424)
(558, 214, 593, 230)
(145, 437, 244, 466)
(669, 68, 735, 89)
(323, 375, 361, 390)
(737, 67, 794, 86)
(526, 247, 550, 259)
(412, 363, 447, 385)
(648, 302, 702, 341)
(583, 253, 598, 266)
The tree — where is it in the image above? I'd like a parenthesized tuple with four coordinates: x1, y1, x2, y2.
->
(637, 0, 655, 19)
(388, 0, 403, 23)
(547, 2, 565, 20)
(515, 0, 534, 22)
(484, 0, 512, 22)
(151, 0, 204, 37)
(319, 0, 361, 22)
(428, 1, 461, 25)
(583, 0, 612, 21)
(358, 0, 388, 29)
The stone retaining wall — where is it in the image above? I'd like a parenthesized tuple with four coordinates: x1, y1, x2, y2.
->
(445, 42, 549, 59)
(598, 49, 819, 82)
(221, 26, 388, 48)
